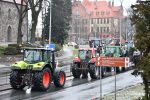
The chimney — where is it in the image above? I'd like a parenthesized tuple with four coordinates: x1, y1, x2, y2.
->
(108, 1, 111, 7)
(112, 0, 114, 6)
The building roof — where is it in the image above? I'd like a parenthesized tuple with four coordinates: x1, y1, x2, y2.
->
(2, 0, 23, 4)
(72, 0, 123, 18)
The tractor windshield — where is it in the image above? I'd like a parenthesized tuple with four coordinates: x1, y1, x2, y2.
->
(24, 50, 42, 63)
(105, 46, 122, 57)
(79, 50, 91, 60)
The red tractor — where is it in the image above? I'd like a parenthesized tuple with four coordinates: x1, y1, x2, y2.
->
(71, 48, 100, 79)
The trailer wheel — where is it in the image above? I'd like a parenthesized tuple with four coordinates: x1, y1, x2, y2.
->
(10, 70, 25, 90)
(54, 70, 66, 87)
(72, 63, 81, 78)
(33, 68, 51, 91)
(89, 64, 100, 79)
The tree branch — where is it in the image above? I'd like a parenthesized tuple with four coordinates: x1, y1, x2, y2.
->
(13, 0, 20, 12)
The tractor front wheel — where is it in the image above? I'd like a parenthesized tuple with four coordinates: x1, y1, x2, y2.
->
(10, 70, 25, 90)
(72, 63, 81, 78)
(89, 64, 100, 79)
(33, 68, 51, 91)
(54, 70, 66, 87)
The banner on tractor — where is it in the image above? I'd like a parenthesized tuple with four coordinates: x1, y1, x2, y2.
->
(96, 57, 129, 67)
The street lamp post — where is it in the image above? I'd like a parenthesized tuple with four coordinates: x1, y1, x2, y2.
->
(49, 0, 52, 44)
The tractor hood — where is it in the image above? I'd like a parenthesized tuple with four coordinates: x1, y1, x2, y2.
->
(11, 61, 45, 70)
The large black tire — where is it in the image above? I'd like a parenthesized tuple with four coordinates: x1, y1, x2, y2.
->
(53, 70, 66, 87)
(116, 67, 122, 73)
(33, 68, 51, 91)
(81, 62, 88, 78)
(89, 64, 100, 79)
(72, 63, 81, 78)
(10, 70, 25, 90)
(82, 63, 88, 78)
(82, 69, 88, 78)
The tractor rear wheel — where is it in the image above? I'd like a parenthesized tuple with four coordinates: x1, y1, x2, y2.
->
(33, 68, 51, 91)
(10, 70, 25, 90)
(72, 63, 81, 78)
(54, 70, 66, 87)
(89, 64, 100, 79)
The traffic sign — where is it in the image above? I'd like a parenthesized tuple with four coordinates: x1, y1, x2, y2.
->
(96, 57, 129, 67)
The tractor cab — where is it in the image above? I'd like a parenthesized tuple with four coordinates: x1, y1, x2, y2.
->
(104, 46, 124, 57)
(23, 48, 52, 63)
(89, 38, 102, 48)
(74, 48, 97, 63)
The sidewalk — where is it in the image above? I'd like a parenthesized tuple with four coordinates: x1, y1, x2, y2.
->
(95, 83, 145, 100)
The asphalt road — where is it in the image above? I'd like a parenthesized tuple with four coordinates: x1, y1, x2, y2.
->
(0, 70, 142, 100)
(0, 47, 142, 100)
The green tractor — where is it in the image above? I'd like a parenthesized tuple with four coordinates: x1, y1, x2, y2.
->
(103, 46, 127, 73)
(10, 47, 66, 91)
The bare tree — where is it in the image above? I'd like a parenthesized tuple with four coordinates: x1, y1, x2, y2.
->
(13, 0, 29, 45)
(28, 0, 44, 43)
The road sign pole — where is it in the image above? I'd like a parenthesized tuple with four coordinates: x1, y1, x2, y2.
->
(115, 67, 116, 100)
(100, 66, 102, 100)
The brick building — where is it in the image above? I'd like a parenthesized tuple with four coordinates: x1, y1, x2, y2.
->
(0, 0, 27, 44)
(69, 0, 123, 44)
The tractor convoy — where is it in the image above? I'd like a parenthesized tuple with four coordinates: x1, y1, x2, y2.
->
(9, 40, 130, 91)
(10, 45, 66, 91)
(71, 38, 129, 79)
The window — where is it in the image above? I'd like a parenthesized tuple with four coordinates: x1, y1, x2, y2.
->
(104, 18, 106, 24)
(97, 27, 99, 32)
(101, 11, 105, 15)
(106, 11, 110, 15)
(100, 18, 102, 24)
(7, 26, 12, 42)
(85, 19, 87, 24)
(8, 9, 11, 19)
(104, 27, 106, 32)
(85, 27, 87, 33)
(91, 19, 94, 24)
(107, 18, 109, 24)
(91, 27, 94, 32)
(100, 27, 102, 33)
(97, 19, 99, 24)
(0, 7, 1, 16)
(107, 27, 109, 33)
(102, 27, 103, 33)
(96, 12, 100, 16)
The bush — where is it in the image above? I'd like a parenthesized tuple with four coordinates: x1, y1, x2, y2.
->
(55, 44, 62, 51)
(74, 45, 79, 49)
(4, 45, 20, 55)
(0, 46, 6, 55)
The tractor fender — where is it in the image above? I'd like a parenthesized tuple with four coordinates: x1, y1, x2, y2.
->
(73, 57, 81, 63)
(53, 68, 65, 77)
(42, 63, 53, 74)
(89, 58, 96, 63)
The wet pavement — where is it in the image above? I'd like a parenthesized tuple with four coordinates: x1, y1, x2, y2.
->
(0, 47, 143, 100)
(0, 70, 142, 100)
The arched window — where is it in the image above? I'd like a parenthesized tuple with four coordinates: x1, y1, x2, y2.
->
(8, 9, 11, 19)
(0, 7, 1, 16)
(7, 26, 12, 42)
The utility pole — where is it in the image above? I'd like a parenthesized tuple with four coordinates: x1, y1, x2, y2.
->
(49, 0, 52, 44)
(119, 0, 124, 47)
(120, 18, 122, 47)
